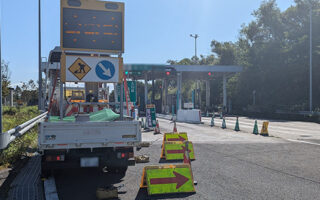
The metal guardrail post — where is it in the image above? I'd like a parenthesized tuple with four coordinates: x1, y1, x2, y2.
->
(0, 132, 10, 151)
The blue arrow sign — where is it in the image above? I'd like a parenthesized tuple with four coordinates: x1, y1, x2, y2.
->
(95, 60, 116, 80)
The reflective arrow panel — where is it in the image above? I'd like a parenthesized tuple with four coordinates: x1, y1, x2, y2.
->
(164, 141, 195, 161)
(164, 132, 189, 142)
(141, 164, 195, 195)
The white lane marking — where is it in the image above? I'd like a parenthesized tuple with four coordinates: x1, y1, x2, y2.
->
(286, 139, 320, 146)
(44, 176, 59, 200)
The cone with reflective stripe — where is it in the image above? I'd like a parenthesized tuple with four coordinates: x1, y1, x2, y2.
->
(210, 116, 215, 127)
(173, 121, 178, 133)
(253, 120, 259, 135)
(234, 117, 240, 132)
(221, 118, 226, 129)
(154, 120, 161, 134)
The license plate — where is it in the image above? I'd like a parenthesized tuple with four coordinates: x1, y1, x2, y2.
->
(80, 157, 99, 167)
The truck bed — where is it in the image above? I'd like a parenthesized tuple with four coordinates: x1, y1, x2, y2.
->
(38, 121, 141, 151)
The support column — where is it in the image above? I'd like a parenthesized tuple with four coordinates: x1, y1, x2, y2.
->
(161, 79, 164, 113)
(120, 82, 124, 119)
(152, 79, 155, 103)
(144, 73, 148, 106)
(223, 73, 227, 110)
(206, 80, 210, 108)
(177, 72, 182, 111)
(197, 80, 201, 110)
(59, 74, 64, 120)
(164, 79, 168, 113)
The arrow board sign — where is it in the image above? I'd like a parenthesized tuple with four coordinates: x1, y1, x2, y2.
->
(63, 55, 122, 83)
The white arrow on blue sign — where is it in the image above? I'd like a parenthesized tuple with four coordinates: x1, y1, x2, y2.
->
(95, 60, 115, 80)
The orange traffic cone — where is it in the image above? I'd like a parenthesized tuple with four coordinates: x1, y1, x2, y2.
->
(173, 121, 178, 133)
(154, 120, 161, 134)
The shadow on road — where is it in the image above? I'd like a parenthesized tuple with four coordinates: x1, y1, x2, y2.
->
(135, 188, 195, 200)
(55, 168, 126, 200)
(0, 157, 29, 200)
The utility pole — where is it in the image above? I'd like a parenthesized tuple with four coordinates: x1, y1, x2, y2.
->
(190, 34, 199, 59)
(309, 3, 313, 112)
(0, 0, 2, 133)
(38, 0, 43, 110)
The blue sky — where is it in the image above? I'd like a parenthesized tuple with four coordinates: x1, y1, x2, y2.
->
(1, 0, 294, 85)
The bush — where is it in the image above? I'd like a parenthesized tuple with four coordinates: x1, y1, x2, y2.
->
(1, 106, 39, 167)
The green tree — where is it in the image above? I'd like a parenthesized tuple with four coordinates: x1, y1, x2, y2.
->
(1, 60, 11, 99)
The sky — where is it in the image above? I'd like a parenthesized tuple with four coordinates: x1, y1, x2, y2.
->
(1, 0, 294, 86)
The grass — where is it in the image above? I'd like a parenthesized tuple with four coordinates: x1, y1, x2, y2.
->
(0, 106, 39, 168)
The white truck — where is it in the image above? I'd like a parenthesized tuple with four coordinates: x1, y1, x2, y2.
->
(39, 47, 141, 177)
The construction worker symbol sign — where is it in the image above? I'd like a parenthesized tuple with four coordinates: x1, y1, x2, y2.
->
(95, 60, 115, 81)
(63, 55, 122, 83)
(68, 58, 91, 80)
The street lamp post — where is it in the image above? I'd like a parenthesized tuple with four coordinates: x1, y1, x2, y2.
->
(0, 0, 2, 133)
(38, 0, 43, 111)
(309, 3, 313, 112)
(190, 34, 199, 59)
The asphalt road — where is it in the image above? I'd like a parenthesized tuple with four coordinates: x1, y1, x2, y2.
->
(54, 118, 320, 200)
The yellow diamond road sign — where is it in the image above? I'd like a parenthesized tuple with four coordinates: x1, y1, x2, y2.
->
(68, 58, 91, 80)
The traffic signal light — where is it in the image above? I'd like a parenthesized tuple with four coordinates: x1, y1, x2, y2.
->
(166, 71, 171, 76)
(208, 72, 213, 76)
(125, 71, 129, 75)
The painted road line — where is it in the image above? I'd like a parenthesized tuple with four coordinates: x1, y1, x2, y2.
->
(44, 176, 59, 200)
(286, 139, 320, 146)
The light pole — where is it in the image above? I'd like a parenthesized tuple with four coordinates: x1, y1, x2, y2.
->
(38, 0, 43, 111)
(0, 0, 2, 133)
(308, 1, 313, 112)
(190, 34, 199, 59)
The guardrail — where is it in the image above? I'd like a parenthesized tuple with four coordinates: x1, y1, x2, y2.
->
(0, 112, 48, 150)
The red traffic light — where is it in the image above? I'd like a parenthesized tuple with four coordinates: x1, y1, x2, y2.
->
(208, 72, 213, 76)
(166, 71, 171, 76)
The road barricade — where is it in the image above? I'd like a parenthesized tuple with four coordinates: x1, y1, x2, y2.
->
(161, 141, 195, 161)
(161, 133, 189, 159)
(166, 141, 195, 161)
(163, 132, 188, 143)
(140, 164, 196, 195)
